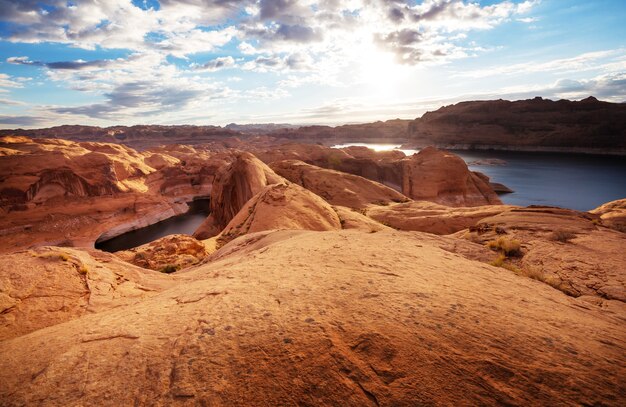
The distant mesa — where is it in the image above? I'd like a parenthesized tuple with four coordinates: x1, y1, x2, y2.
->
(1, 97, 624, 154)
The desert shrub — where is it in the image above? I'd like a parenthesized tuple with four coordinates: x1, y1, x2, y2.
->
(489, 254, 521, 273)
(549, 230, 576, 243)
(486, 237, 522, 257)
(160, 264, 180, 274)
(38, 251, 70, 261)
(78, 265, 89, 274)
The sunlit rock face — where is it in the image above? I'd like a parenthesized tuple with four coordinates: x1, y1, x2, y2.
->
(114, 234, 211, 272)
(591, 198, 626, 233)
(1, 229, 624, 406)
(193, 152, 284, 239)
(216, 182, 342, 246)
(270, 159, 410, 209)
(0, 137, 230, 252)
(400, 147, 501, 206)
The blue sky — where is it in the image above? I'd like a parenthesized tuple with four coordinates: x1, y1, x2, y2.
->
(0, 0, 624, 128)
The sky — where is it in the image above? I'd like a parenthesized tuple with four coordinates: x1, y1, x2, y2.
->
(0, 0, 624, 129)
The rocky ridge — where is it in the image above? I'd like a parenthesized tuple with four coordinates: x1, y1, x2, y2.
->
(0, 136, 625, 405)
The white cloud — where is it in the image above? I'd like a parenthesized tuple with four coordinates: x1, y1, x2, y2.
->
(191, 56, 237, 72)
(456, 49, 626, 78)
(0, 0, 566, 126)
(0, 73, 25, 92)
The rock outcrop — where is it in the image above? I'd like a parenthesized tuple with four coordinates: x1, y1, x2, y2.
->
(367, 201, 513, 234)
(114, 234, 211, 272)
(0, 246, 172, 340)
(253, 143, 405, 191)
(591, 198, 626, 233)
(1, 230, 624, 405)
(408, 97, 626, 153)
(217, 182, 342, 245)
(193, 152, 285, 239)
(270, 159, 410, 209)
(0, 136, 232, 252)
(400, 147, 502, 206)
(460, 206, 626, 303)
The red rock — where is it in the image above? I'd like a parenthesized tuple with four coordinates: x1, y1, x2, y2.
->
(217, 182, 341, 245)
(193, 152, 284, 239)
(591, 198, 626, 233)
(400, 147, 501, 206)
(270, 159, 410, 209)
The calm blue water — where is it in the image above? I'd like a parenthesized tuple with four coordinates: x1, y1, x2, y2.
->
(96, 199, 209, 252)
(454, 150, 626, 211)
(332, 143, 626, 211)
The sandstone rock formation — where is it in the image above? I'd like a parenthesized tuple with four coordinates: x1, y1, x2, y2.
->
(1, 134, 625, 405)
(408, 97, 626, 153)
(0, 136, 227, 252)
(400, 147, 502, 206)
(367, 201, 513, 234)
(193, 152, 284, 239)
(591, 198, 626, 232)
(332, 206, 393, 233)
(270, 159, 410, 209)
(115, 234, 211, 272)
(255, 143, 406, 191)
(460, 206, 626, 303)
(217, 182, 342, 245)
(1, 230, 624, 405)
(0, 246, 172, 340)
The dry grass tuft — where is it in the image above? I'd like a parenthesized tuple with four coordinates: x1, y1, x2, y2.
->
(38, 251, 70, 261)
(486, 237, 522, 257)
(489, 254, 521, 273)
(549, 230, 576, 243)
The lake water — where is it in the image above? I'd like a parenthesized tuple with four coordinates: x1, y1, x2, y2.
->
(95, 199, 210, 252)
(332, 143, 626, 211)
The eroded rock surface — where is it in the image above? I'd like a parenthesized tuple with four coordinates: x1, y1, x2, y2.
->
(271, 159, 410, 209)
(193, 152, 285, 239)
(460, 206, 626, 303)
(217, 182, 342, 245)
(0, 136, 229, 252)
(591, 198, 626, 233)
(115, 234, 211, 272)
(1, 230, 624, 406)
(401, 147, 502, 206)
(0, 246, 172, 340)
(367, 200, 513, 234)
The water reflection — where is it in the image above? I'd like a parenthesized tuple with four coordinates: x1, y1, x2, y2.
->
(96, 199, 209, 252)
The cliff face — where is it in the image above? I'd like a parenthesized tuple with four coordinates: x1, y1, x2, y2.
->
(0, 136, 231, 251)
(193, 153, 285, 240)
(408, 97, 626, 151)
(400, 147, 502, 206)
(0, 125, 242, 150)
(2, 97, 624, 153)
